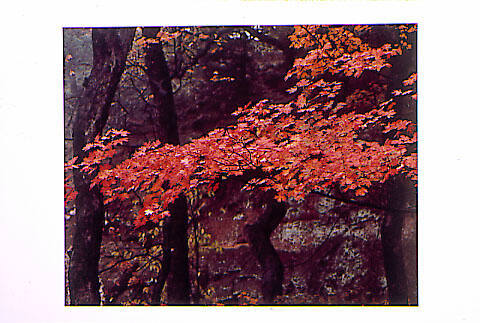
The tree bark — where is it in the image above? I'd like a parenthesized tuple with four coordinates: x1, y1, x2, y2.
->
(68, 28, 135, 305)
(381, 208, 407, 304)
(143, 27, 180, 145)
(381, 176, 416, 305)
(164, 195, 191, 304)
(244, 193, 287, 303)
(143, 27, 191, 304)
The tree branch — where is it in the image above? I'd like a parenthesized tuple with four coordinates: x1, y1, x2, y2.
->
(311, 190, 416, 214)
(99, 253, 148, 274)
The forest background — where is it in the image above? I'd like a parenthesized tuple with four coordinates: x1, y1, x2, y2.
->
(1, 0, 480, 322)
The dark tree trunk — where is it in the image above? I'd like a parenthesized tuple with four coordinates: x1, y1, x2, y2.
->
(381, 208, 407, 304)
(245, 193, 287, 303)
(143, 27, 191, 304)
(149, 195, 190, 305)
(164, 195, 191, 304)
(68, 28, 135, 305)
(381, 177, 416, 305)
(143, 27, 180, 145)
(362, 26, 416, 305)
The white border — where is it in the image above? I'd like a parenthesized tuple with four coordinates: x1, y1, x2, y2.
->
(1, 0, 479, 322)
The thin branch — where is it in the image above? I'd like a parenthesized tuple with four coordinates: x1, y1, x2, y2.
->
(311, 190, 417, 214)
(300, 25, 336, 61)
(65, 96, 82, 102)
(115, 99, 131, 115)
(293, 216, 343, 267)
(129, 77, 151, 105)
(99, 253, 148, 274)
(123, 70, 146, 83)
(301, 25, 322, 47)
(224, 129, 258, 168)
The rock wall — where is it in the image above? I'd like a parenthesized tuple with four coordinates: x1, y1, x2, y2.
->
(191, 183, 417, 304)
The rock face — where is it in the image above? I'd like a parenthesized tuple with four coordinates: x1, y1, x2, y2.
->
(190, 181, 417, 304)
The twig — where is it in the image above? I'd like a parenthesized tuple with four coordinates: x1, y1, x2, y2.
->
(292, 216, 343, 267)
(99, 253, 148, 274)
(311, 190, 416, 214)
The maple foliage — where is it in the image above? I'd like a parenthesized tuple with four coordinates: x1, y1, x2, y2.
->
(66, 24, 417, 230)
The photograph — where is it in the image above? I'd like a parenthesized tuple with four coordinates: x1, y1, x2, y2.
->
(3, 1, 480, 322)
(63, 24, 417, 306)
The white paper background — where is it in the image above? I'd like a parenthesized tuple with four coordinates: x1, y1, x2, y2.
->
(1, 0, 479, 322)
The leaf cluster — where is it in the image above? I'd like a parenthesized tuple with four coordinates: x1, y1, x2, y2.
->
(65, 25, 417, 231)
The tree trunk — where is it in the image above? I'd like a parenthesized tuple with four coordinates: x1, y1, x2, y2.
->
(381, 176, 416, 305)
(143, 27, 180, 145)
(381, 208, 407, 304)
(68, 28, 135, 305)
(164, 195, 191, 304)
(245, 193, 287, 303)
(143, 27, 190, 304)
